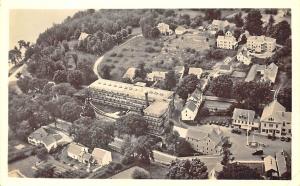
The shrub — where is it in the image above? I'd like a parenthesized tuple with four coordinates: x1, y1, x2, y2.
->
(117, 53, 124, 57)
(121, 156, 134, 165)
(131, 168, 150, 179)
(145, 47, 156, 53)
(110, 52, 117, 57)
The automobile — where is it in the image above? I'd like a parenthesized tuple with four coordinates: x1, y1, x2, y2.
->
(225, 124, 230, 128)
(231, 128, 242, 134)
(280, 137, 286, 141)
(285, 137, 291, 142)
(267, 134, 272, 139)
(252, 149, 264, 155)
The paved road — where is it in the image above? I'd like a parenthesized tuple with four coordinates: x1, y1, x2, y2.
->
(93, 34, 143, 79)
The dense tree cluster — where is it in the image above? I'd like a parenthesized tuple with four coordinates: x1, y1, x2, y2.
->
(122, 135, 155, 164)
(164, 130, 194, 157)
(139, 14, 161, 39)
(232, 81, 273, 113)
(218, 163, 262, 179)
(167, 158, 208, 179)
(115, 113, 149, 137)
(70, 117, 114, 149)
(176, 74, 200, 100)
(245, 10, 263, 36)
(211, 75, 233, 98)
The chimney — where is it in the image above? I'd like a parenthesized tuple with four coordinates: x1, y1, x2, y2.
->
(145, 91, 149, 107)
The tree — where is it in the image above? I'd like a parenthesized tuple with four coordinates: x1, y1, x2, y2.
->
(139, 14, 160, 39)
(17, 76, 31, 93)
(53, 70, 68, 83)
(218, 163, 262, 179)
(135, 62, 147, 80)
(211, 75, 233, 98)
(233, 29, 242, 40)
(277, 87, 292, 111)
(176, 74, 199, 100)
(81, 102, 96, 118)
(61, 101, 82, 122)
(270, 21, 291, 45)
(204, 10, 221, 21)
(15, 120, 32, 141)
(34, 164, 55, 178)
(71, 118, 114, 149)
(131, 168, 150, 179)
(165, 70, 177, 90)
(116, 113, 148, 137)
(234, 12, 244, 27)
(268, 15, 275, 26)
(124, 135, 154, 164)
(50, 83, 77, 96)
(245, 10, 263, 35)
(167, 158, 208, 179)
(67, 70, 83, 88)
(215, 30, 224, 38)
(36, 146, 49, 161)
(239, 34, 247, 45)
(100, 64, 111, 79)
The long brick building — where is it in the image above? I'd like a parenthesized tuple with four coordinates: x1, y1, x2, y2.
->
(88, 79, 174, 135)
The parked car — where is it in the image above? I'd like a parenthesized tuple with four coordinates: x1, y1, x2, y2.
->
(252, 149, 263, 155)
(280, 137, 286, 141)
(285, 137, 291, 142)
(267, 134, 272, 139)
(231, 128, 242, 134)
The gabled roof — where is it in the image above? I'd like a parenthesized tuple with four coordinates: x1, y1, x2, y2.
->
(264, 63, 278, 83)
(42, 135, 57, 146)
(219, 64, 231, 71)
(276, 151, 287, 176)
(67, 142, 87, 156)
(188, 68, 203, 76)
(232, 108, 256, 122)
(186, 127, 208, 140)
(185, 101, 198, 112)
(29, 128, 48, 141)
(261, 100, 291, 123)
(92, 148, 111, 164)
(264, 155, 278, 172)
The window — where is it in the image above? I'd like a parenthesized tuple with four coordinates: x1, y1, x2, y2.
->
(269, 124, 273, 127)
(262, 129, 265, 132)
(264, 124, 266, 127)
(289, 129, 291, 133)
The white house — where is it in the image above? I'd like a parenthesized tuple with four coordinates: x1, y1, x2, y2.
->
(232, 108, 260, 131)
(260, 100, 291, 137)
(27, 126, 71, 152)
(188, 67, 203, 79)
(181, 89, 203, 121)
(237, 49, 252, 65)
(146, 71, 167, 81)
(157, 23, 173, 35)
(66, 142, 91, 164)
(175, 26, 187, 35)
(186, 127, 225, 155)
(246, 35, 276, 53)
(264, 155, 278, 177)
(217, 31, 238, 50)
(245, 63, 278, 83)
(91, 148, 112, 166)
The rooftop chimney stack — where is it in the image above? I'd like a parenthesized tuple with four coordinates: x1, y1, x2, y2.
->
(145, 91, 149, 107)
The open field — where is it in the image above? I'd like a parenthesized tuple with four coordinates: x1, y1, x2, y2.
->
(100, 30, 216, 81)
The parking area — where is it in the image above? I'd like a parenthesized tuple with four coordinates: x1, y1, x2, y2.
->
(191, 124, 291, 161)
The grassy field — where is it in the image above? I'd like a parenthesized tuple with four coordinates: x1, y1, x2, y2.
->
(100, 29, 216, 81)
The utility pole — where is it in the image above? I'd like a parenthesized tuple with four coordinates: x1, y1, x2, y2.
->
(246, 110, 249, 146)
